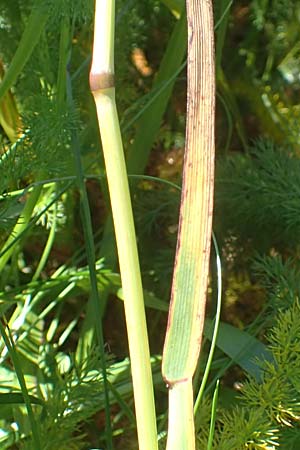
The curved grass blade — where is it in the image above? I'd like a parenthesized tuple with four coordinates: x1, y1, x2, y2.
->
(194, 233, 222, 412)
(0, 2, 48, 101)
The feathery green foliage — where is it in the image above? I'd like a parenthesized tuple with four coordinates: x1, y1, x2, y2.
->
(197, 300, 300, 449)
(215, 140, 300, 254)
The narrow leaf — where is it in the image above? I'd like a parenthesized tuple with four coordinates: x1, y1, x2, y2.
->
(0, 392, 44, 406)
(204, 319, 272, 380)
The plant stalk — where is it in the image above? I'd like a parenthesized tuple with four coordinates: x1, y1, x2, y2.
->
(90, 1, 158, 449)
(162, 0, 215, 448)
(167, 381, 195, 449)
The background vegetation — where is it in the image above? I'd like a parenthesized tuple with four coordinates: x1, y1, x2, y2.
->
(0, 0, 300, 448)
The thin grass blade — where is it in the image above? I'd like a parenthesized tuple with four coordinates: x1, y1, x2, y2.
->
(0, 2, 48, 101)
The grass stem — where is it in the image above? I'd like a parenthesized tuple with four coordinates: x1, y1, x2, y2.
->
(0, 321, 41, 450)
(90, 1, 158, 448)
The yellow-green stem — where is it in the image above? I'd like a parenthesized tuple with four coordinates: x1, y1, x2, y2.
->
(166, 380, 195, 450)
(90, 1, 157, 449)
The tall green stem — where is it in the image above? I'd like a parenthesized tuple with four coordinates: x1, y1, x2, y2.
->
(90, 1, 158, 449)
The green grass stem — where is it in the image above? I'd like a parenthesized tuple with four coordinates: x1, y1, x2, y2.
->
(66, 39, 113, 448)
(206, 380, 220, 450)
(194, 233, 222, 412)
(0, 321, 41, 450)
(90, 1, 158, 449)
(166, 381, 195, 450)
